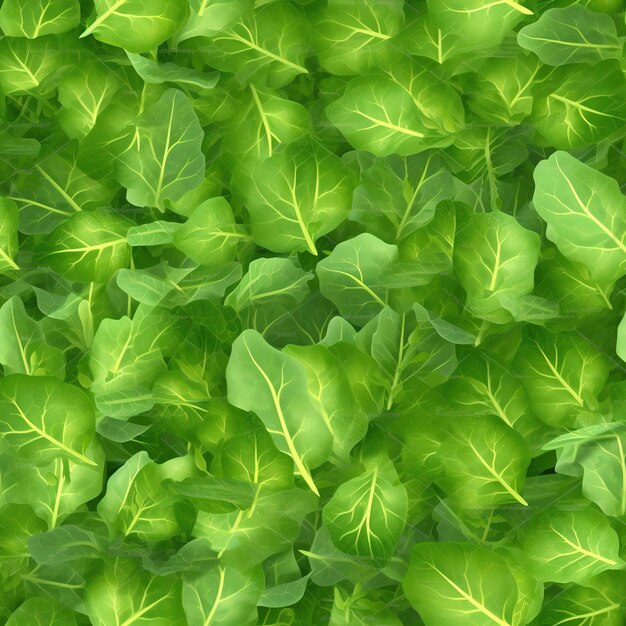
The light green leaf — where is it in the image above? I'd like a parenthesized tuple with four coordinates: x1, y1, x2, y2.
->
(445, 351, 545, 447)
(193, 487, 317, 563)
(173, 0, 253, 44)
(182, 562, 263, 626)
(521, 508, 624, 583)
(464, 55, 539, 125)
(117, 88, 205, 210)
(283, 344, 369, 462)
(97, 452, 193, 540)
(404, 542, 534, 626)
(38, 210, 132, 282)
(0, 374, 101, 467)
(0, 455, 104, 528)
(437, 415, 530, 509)
(81, 0, 188, 53)
(0, 296, 64, 377)
(127, 220, 179, 246)
(326, 61, 463, 156)
(57, 59, 122, 139)
(0, 35, 63, 94)
(545, 424, 626, 518)
(5, 597, 77, 625)
(84, 558, 187, 625)
(226, 329, 332, 495)
(454, 209, 541, 322)
(351, 152, 455, 242)
(518, 5, 621, 65)
(323, 464, 408, 560)
(127, 52, 219, 90)
(533, 151, 626, 283)
(0, 0, 80, 38)
(9, 152, 116, 234)
(215, 418, 294, 490)
(534, 581, 622, 626)
(225, 258, 313, 313)
(198, 2, 309, 88)
(173, 197, 243, 266)
(117, 263, 242, 307)
(221, 84, 310, 172)
(313, 0, 404, 75)
(428, 0, 533, 49)
(317, 234, 398, 327)
(0, 198, 19, 272)
(236, 140, 354, 255)
(513, 328, 610, 427)
(532, 64, 626, 149)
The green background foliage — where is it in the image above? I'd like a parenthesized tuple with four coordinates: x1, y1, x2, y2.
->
(1, 0, 626, 624)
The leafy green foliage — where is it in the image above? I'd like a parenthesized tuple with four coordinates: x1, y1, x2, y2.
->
(2, 1, 626, 624)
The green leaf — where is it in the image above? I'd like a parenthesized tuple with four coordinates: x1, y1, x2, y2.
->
(283, 344, 369, 462)
(512, 328, 610, 427)
(351, 153, 455, 242)
(198, 3, 309, 88)
(317, 234, 398, 327)
(226, 329, 332, 495)
(56, 59, 122, 140)
(81, 0, 188, 53)
(220, 84, 310, 172)
(9, 152, 116, 234)
(326, 61, 463, 156)
(0, 374, 101, 467)
(531, 63, 626, 149)
(521, 507, 624, 583)
(518, 5, 621, 65)
(545, 424, 626, 517)
(0, 0, 80, 38)
(312, 0, 404, 75)
(533, 151, 626, 283)
(84, 558, 187, 625)
(0, 198, 19, 272)
(173, 197, 243, 266)
(225, 258, 313, 313)
(236, 140, 354, 255)
(323, 464, 408, 560)
(5, 597, 77, 625)
(0, 35, 63, 94)
(117, 88, 205, 210)
(0, 296, 64, 377)
(182, 562, 264, 626)
(534, 581, 622, 626)
(127, 52, 219, 90)
(437, 415, 530, 509)
(445, 350, 545, 446)
(404, 542, 535, 626)
(97, 452, 191, 540)
(173, 0, 253, 44)
(38, 210, 132, 282)
(454, 209, 541, 322)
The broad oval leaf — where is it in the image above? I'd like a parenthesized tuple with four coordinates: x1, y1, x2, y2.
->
(81, 0, 188, 53)
(533, 151, 626, 283)
(236, 140, 354, 255)
(323, 465, 408, 560)
(117, 88, 205, 211)
(226, 329, 332, 495)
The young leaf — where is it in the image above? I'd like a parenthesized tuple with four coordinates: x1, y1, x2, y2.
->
(81, 0, 188, 53)
(226, 329, 332, 495)
(117, 89, 205, 210)
(518, 5, 621, 66)
(404, 542, 534, 626)
(521, 508, 624, 583)
(323, 464, 408, 560)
